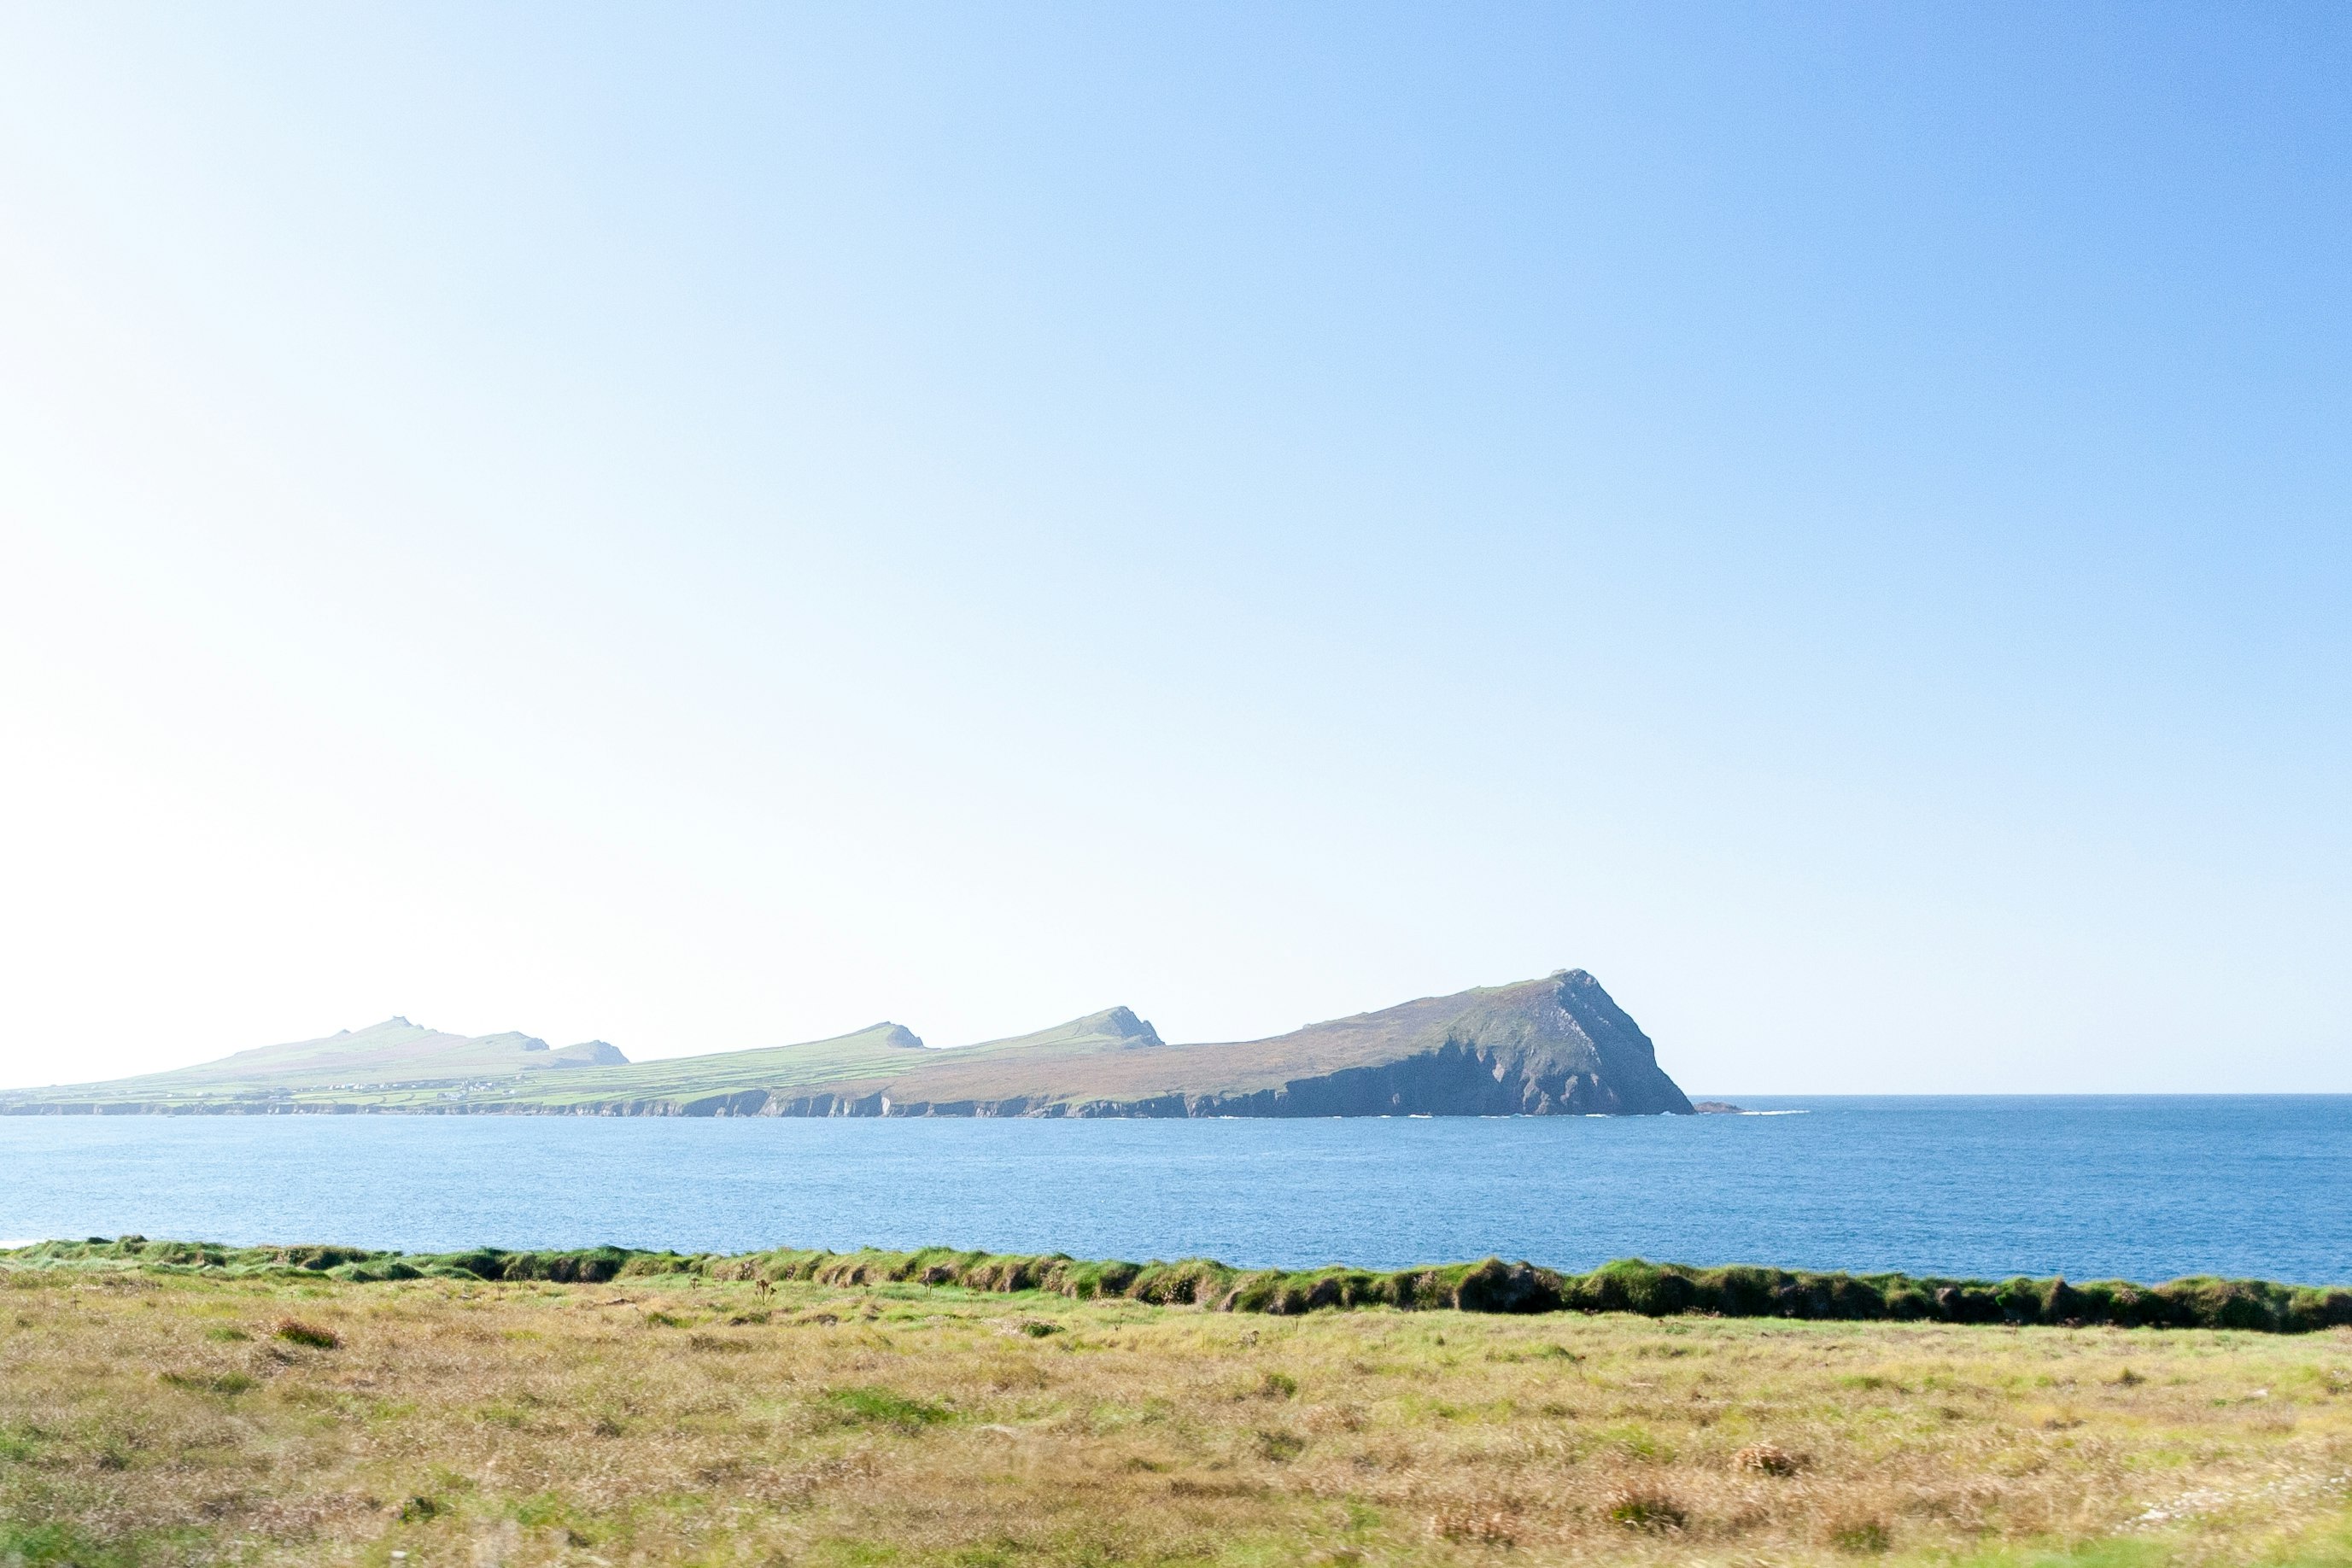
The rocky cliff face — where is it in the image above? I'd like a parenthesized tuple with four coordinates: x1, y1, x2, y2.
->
(850, 969, 1692, 1119)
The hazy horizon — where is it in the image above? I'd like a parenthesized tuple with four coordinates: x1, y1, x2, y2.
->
(3, 5, 2346, 1095)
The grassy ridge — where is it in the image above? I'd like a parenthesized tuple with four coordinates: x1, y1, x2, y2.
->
(14, 1236, 2350, 1333)
(0, 1021, 921, 1113)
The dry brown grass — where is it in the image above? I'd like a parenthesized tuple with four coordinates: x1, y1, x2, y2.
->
(2, 1263, 2349, 1566)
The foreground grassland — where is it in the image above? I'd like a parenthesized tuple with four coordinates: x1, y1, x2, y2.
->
(3, 1264, 2349, 1567)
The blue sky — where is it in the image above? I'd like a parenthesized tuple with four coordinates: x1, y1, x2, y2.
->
(0, 4, 2343, 1091)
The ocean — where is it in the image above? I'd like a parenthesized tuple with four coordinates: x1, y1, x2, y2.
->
(4, 1095, 2347, 1284)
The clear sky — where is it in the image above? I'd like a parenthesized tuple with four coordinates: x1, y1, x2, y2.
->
(1, 4, 2344, 1094)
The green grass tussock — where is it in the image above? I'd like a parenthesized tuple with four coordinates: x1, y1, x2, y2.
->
(824, 1385, 956, 1429)
(10, 1236, 2350, 1332)
(272, 1316, 341, 1349)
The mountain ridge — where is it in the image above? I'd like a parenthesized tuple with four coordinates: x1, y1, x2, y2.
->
(0, 971, 1691, 1118)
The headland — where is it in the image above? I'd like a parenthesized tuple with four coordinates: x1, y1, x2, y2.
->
(1, 968, 1694, 1119)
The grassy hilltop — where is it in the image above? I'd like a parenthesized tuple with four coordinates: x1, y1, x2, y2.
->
(3, 1243, 2349, 1568)
(0, 1018, 630, 1112)
(0, 970, 1694, 1118)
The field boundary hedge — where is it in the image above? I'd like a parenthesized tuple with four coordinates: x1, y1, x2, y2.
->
(9, 1237, 2349, 1333)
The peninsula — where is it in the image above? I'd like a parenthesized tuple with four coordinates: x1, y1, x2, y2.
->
(2, 968, 1694, 1118)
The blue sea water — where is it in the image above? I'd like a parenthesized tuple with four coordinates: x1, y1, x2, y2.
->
(3, 1097, 2347, 1284)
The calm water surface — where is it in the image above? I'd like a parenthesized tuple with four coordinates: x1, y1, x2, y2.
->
(3, 1097, 2347, 1284)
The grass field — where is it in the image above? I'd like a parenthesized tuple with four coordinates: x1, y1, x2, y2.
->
(3, 1258, 2349, 1566)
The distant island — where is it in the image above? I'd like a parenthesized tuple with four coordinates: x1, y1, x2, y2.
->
(1, 969, 1694, 1118)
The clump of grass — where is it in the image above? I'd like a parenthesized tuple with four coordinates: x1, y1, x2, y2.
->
(1256, 1370, 1298, 1399)
(1251, 1428, 1306, 1461)
(824, 1385, 951, 1430)
(272, 1318, 339, 1349)
(158, 1370, 255, 1395)
(1600, 1421, 1673, 1461)
(1431, 1499, 1518, 1544)
(1732, 1442, 1803, 1476)
(1604, 1482, 1688, 1531)
(1826, 1513, 1893, 1553)
(0, 1521, 117, 1568)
